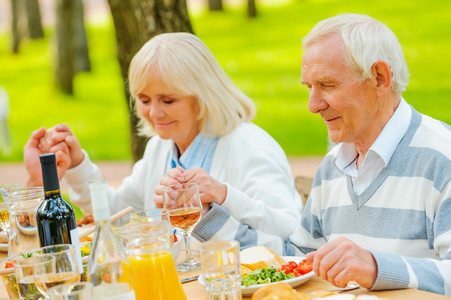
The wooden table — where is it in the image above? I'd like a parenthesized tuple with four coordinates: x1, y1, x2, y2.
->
(0, 248, 448, 300)
(177, 247, 449, 300)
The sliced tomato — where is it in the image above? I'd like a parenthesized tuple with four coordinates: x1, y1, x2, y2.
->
(292, 267, 303, 277)
(277, 265, 291, 274)
(298, 259, 313, 275)
(286, 261, 298, 273)
(5, 260, 15, 269)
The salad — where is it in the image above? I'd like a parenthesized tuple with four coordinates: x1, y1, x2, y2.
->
(241, 259, 313, 287)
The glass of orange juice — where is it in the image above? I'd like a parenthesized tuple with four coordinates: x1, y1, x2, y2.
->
(117, 221, 187, 300)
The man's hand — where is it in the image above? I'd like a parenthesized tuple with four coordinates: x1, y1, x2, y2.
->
(24, 127, 47, 186)
(306, 236, 377, 289)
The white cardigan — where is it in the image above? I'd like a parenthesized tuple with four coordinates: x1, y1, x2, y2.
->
(64, 122, 302, 245)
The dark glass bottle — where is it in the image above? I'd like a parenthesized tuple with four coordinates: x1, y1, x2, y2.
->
(36, 153, 82, 271)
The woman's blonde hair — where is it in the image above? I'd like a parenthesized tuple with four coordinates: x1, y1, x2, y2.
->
(128, 32, 256, 137)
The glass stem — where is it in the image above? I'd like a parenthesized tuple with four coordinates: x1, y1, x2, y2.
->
(183, 232, 193, 261)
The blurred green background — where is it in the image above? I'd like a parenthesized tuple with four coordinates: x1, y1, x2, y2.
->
(0, 0, 450, 162)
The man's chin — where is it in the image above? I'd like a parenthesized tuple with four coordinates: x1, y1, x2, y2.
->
(327, 132, 343, 144)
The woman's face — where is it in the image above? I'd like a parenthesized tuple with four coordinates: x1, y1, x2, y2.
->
(136, 74, 200, 154)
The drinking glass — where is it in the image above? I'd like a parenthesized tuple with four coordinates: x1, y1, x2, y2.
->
(0, 184, 20, 202)
(162, 183, 202, 272)
(48, 282, 93, 300)
(33, 245, 81, 299)
(199, 240, 242, 300)
(129, 208, 169, 224)
(14, 256, 52, 300)
(0, 184, 20, 242)
(117, 221, 187, 300)
(5, 187, 43, 257)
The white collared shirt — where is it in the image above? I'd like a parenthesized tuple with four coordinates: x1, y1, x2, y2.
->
(332, 98, 412, 195)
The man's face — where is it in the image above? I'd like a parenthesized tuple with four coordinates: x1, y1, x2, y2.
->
(301, 34, 379, 145)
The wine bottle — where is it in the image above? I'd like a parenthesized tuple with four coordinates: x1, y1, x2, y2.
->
(87, 177, 135, 300)
(36, 153, 83, 273)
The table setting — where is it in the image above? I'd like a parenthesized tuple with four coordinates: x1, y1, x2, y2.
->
(0, 183, 449, 300)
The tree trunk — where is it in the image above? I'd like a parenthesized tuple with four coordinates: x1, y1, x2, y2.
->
(73, 0, 91, 73)
(54, 0, 75, 94)
(107, 0, 193, 162)
(208, 0, 223, 11)
(248, 0, 257, 18)
(10, 0, 26, 53)
(54, 0, 91, 95)
(24, 0, 44, 39)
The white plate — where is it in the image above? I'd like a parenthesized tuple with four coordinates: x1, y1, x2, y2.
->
(198, 256, 314, 296)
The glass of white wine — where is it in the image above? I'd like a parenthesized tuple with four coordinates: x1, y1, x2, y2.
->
(33, 245, 81, 299)
(0, 184, 19, 241)
(14, 256, 53, 300)
(162, 183, 202, 272)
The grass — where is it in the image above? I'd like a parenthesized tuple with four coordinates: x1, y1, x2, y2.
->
(0, 0, 450, 162)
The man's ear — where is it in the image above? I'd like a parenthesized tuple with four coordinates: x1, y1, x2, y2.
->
(371, 60, 392, 99)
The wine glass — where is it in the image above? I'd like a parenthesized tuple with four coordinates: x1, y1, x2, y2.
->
(130, 208, 170, 224)
(48, 282, 93, 300)
(14, 256, 52, 300)
(33, 245, 81, 299)
(162, 183, 202, 272)
(0, 184, 19, 239)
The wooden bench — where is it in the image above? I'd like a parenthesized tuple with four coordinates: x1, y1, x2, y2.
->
(295, 176, 314, 209)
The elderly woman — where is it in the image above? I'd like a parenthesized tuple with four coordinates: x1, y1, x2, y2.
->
(24, 32, 301, 253)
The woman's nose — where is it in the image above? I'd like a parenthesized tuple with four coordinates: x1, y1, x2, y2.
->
(148, 102, 164, 118)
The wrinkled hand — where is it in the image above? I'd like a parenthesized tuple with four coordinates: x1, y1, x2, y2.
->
(154, 166, 185, 208)
(306, 236, 377, 289)
(24, 127, 71, 186)
(154, 166, 227, 216)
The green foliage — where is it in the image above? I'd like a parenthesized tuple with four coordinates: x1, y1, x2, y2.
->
(0, 0, 450, 162)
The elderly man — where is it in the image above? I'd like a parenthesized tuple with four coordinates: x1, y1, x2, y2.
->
(194, 13, 450, 295)
(288, 13, 451, 295)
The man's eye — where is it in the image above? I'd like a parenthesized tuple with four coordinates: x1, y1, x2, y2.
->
(163, 100, 174, 104)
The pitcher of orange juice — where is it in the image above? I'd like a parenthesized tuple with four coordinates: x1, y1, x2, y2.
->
(117, 220, 187, 300)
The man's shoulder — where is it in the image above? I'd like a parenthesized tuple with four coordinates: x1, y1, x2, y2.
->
(413, 114, 451, 157)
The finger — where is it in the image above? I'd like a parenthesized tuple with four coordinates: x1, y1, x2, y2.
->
(181, 168, 198, 183)
(175, 165, 186, 173)
(25, 127, 46, 148)
(154, 185, 163, 196)
(159, 176, 182, 187)
(65, 135, 80, 152)
(49, 142, 70, 156)
(54, 124, 73, 134)
(312, 241, 341, 280)
(306, 251, 315, 262)
(166, 168, 184, 182)
(49, 131, 72, 146)
(154, 195, 164, 208)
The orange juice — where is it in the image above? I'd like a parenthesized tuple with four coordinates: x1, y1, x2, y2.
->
(128, 251, 186, 300)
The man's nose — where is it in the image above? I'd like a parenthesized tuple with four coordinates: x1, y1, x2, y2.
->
(308, 86, 328, 114)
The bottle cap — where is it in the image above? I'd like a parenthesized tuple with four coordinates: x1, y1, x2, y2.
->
(88, 177, 110, 221)
(40, 153, 56, 164)
(40, 153, 60, 192)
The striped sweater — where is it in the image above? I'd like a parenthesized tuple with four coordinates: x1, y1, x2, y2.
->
(190, 106, 450, 294)
(288, 107, 451, 295)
